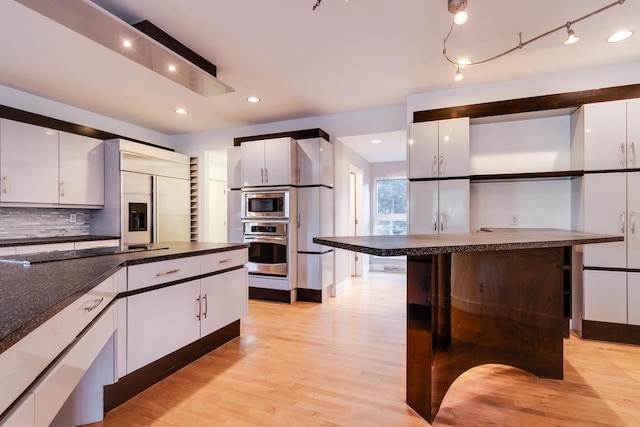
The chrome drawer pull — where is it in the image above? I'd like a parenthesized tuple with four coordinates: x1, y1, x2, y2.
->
(218, 258, 232, 264)
(203, 294, 208, 319)
(83, 297, 104, 312)
(156, 268, 181, 277)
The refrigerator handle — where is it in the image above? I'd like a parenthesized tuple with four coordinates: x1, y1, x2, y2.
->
(152, 175, 159, 243)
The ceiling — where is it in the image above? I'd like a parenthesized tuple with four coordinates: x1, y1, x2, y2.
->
(0, 0, 639, 162)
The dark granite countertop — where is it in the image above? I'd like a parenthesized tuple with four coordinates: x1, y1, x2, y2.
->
(0, 242, 248, 354)
(313, 229, 623, 257)
(0, 235, 120, 248)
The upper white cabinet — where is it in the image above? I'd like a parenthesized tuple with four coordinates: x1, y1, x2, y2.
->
(241, 137, 296, 187)
(408, 118, 469, 179)
(296, 138, 333, 186)
(0, 119, 59, 204)
(0, 119, 104, 206)
(59, 132, 104, 206)
(582, 99, 639, 171)
(409, 180, 469, 234)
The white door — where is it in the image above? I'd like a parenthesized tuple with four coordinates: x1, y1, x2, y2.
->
(126, 280, 201, 374)
(207, 179, 227, 243)
(628, 272, 640, 326)
(200, 268, 248, 336)
(58, 132, 104, 205)
(438, 179, 470, 233)
(240, 140, 265, 187)
(0, 119, 58, 203)
(583, 270, 627, 323)
(408, 121, 439, 179)
(438, 117, 470, 178)
(628, 172, 640, 269)
(297, 187, 320, 252)
(628, 99, 640, 169)
(583, 173, 627, 268)
(296, 138, 320, 186)
(409, 181, 438, 234)
(156, 176, 190, 243)
(583, 100, 627, 171)
(264, 138, 292, 186)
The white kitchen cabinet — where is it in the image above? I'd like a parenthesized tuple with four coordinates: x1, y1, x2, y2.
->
(201, 268, 248, 336)
(408, 118, 469, 179)
(241, 137, 296, 187)
(0, 393, 35, 427)
(628, 273, 640, 326)
(0, 119, 59, 204)
(297, 187, 333, 252)
(0, 247, 15, 256)
(227, 146, 242, 189)
(297, 252, 333, 292)
(582, 99, 638, 171)
(627, 172, 640, 269)
(58, 132, 104, 206)
(126, 280, 201, 374)
(583, 270, 627, 324)
(296, 138, 333, 186)
(226, 189, 243, 243)
(409, 180, 469, 234)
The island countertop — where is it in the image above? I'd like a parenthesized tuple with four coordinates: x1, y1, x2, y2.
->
(0, 242, 248, 354)
(313, 229, 623, 257)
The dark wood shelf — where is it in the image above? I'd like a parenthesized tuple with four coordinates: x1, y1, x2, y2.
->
(470, 170, 584, 182)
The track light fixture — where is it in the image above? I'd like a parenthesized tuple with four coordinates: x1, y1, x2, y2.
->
(443, 0, 627, 81)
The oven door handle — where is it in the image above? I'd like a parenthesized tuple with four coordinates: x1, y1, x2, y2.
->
(244, 236, 287, 244)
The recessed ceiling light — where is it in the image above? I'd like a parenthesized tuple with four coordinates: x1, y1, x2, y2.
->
(175, 108, 188, 115)
(168, 65, 177, 72)
(247, 96, 260, 103)
(608, 30, 633, 43)
(371, 139, 382, 144)
(122, 40, 132, 48)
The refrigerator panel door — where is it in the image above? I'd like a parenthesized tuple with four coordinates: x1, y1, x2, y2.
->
(122, 171, 152, 246)
(156, 176, 190, 242)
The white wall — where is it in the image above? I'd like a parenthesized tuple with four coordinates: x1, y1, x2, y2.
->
(0, 85, 172, 148)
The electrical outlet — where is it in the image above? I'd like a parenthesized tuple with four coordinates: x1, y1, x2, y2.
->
(510, 214, 519, 226)
(70, 214, 77, 223)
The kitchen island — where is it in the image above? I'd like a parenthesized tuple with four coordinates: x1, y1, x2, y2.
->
(313, 229, 622, 424)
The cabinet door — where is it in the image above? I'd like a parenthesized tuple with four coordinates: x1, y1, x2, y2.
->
(227, 146, 242, 189)
(321, 138, 333, 187)
(438, 117, 469, 178)
(438, 179, 470, 234)
(156, 176, 190, 243)
(226, 190, 243, 243)
(583, 100, 627, 171)
(583, 173, 627, 268)
(127, 280, 201, 374)
(583, 270, 627, 323)
(628, 272, 640, 326)
(1, 392, 35, 427)
(58, 132, 104, 205)
(409, 181, 438, 234)
(627, 99, 639, 168)
(0, 119, 59, 203)
(628, 172, 640, 269)
(240, 140, 265, 187)
(408, 122, 438, 179)
(296, 138, 320, 186)
(297, 187, 320, 252)
(200, 268, 248, 336)
(264, 138, 292, 186)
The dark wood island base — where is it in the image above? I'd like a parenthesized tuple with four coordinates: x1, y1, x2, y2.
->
(313, 229, 622, 424)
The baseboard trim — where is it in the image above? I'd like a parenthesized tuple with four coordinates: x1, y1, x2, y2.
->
(249, 287, 295, 303)
(104, 320, 240, 412)
(297, 288, 322, 303)
(582, 319, 640, 345)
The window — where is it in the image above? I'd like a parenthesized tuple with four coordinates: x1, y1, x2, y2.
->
(375, 178, 407, 235)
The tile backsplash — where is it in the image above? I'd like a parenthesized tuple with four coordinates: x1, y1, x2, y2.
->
(0, 208, 90, 239)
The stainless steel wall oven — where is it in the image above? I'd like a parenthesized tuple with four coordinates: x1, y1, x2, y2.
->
(243, 222, 288, 277)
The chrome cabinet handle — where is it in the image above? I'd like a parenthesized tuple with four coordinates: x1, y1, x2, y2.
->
(1, 176, 7, 194)
(265, 168, 269, 183)
(631, 141, 636, 165)
(296, 167, 301, 183)
(155, 268, 181, 277)
(203, 294, 208, 319)
(621, 143, 626, 166)
(440, 213, 445, 232)
(439, 155, 444, 176)
(631, 212, 636, 234)
(261, 168, 264, 183)
(196, 296, 202, 320)
(433, 213, 438, 231)
(432, 156, 437, 176)
(59, 181, 65, 198)
(621, 211, 626, 233)
(218, 258, 232, 264)
(297, 213, 301, 228)
(83, 297, 104, 312)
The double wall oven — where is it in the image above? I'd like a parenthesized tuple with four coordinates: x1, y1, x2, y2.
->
(241, 190, 292, 282)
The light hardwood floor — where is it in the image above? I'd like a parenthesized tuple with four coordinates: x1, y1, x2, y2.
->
(91, 272, 640, 427)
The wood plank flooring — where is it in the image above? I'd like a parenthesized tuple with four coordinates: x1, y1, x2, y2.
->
(89, 272, 640, 427)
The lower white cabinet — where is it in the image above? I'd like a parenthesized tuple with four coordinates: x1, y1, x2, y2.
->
(297, 252, 333, 292)
(583, 270, 627, 324)
(628, 273, 640, 326)
(0, 393, 34, 427)
(127, 268, 248, 374)
(409, 180, 469, 234)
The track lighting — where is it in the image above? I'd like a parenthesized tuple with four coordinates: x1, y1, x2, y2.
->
(564, 22, 579, 45)
(443, 0, 627, 81)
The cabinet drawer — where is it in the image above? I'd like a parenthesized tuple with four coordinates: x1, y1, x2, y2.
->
(74, 239, 120, 250)
(33, 306, 115, 427)
(127, 256, 201, 291)
(15, 243, 74, 255)
(0, 247, 16, 256)
(0, 275, 115, 415)
(200, 249, 247, 275)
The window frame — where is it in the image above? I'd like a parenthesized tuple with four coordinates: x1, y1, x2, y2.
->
(373, 177, 408, 236)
